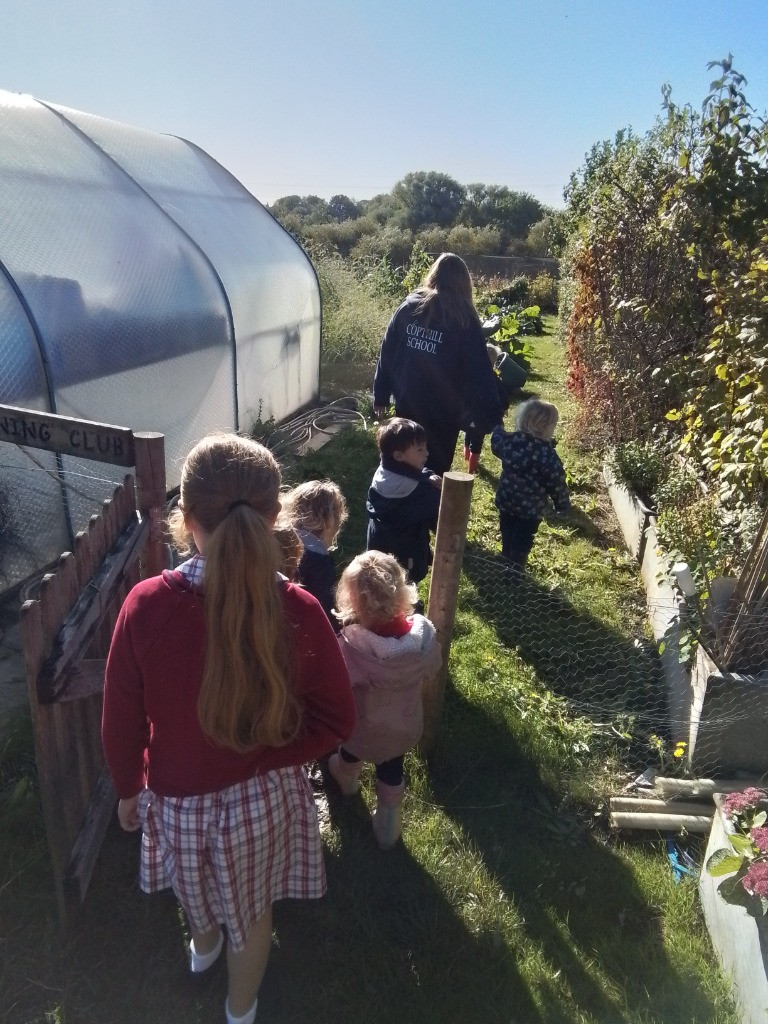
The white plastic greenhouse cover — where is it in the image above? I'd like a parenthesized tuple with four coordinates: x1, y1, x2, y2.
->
(0, 90, 321, 590)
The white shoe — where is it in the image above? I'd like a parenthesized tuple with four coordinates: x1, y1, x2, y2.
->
(226, 995, 258, 1024)
(189, 929, 223, 973)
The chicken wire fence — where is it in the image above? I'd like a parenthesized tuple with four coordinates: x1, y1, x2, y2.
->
(2, 427, 764, 782)
(0, 444, 128, 596)
(458, 548, 767, 780)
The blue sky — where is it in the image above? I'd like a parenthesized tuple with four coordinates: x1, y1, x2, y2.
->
(5, 0, 768, 210)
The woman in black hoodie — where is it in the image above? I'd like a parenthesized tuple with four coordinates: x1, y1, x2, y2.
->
(373, 253, 504, 475)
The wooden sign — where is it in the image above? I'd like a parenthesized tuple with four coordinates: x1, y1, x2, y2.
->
(0, 403, 135, 466)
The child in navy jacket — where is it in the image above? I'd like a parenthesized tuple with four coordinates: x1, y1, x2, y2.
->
(279, 480, 348, 629)
(491, 399, 570, 571)
(366, 418, 442, 584)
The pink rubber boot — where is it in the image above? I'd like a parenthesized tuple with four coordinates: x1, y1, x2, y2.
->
(463, 444, 471, 463)
(328, 751, 362, 796)
(467, 452, 481, 474)
(372, 780, 405, 850)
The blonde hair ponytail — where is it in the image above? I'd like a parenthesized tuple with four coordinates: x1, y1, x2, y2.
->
(177, 434, 302, 752)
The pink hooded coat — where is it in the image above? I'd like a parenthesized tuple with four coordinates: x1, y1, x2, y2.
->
(337, 614, 442, 764)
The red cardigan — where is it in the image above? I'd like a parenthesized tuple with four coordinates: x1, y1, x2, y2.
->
(103, 570, 355, 799)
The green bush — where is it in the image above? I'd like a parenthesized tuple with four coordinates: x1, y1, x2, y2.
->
(481, 275, 530, 308)
(607, 440, 668, 509)
(349, 225, 414, 269)
(562, 59, 768, 517)
(528, 271, 559, 313)
(312, 249, 393, 364)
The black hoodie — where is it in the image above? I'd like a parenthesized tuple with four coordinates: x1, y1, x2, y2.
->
(366, 456, 441, 583)
(373, 294, 504, 434)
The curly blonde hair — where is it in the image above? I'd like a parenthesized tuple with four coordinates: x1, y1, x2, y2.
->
(280, 479, 348, 549)
(273, 524, 304, 580)
(515, 398, 559, 440)
(335, 551, 418, 628)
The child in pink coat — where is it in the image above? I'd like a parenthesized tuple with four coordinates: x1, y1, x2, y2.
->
(328, 551, 441, 849)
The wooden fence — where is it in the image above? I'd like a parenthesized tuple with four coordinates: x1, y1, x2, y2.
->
(1, 404, 166, 930)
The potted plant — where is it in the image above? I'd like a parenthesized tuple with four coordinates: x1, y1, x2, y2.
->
(706, 787, 768, 915)
(700, 787, 768, 1024)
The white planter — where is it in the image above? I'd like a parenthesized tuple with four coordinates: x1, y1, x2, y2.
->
(603, 463, 689, 742)
(602, 464, 654, 562)
(699, 809, 768, 1024)
(605, 464, 768, 770)
(689, 645, 768, 776)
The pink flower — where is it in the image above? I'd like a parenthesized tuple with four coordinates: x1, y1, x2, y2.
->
(723, 788, 768, 819)
(742, 860, 768, 898)
(751, 826, 768, 853)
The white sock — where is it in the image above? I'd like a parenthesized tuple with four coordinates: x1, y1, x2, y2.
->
(225, 996, 258, 1024)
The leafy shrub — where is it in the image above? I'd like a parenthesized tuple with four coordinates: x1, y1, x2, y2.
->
(481, 303, 541, 370)
(349, 225, 414, 268)
(418, 226, 451, 256)
(311, 248, 393, 363)
(561, 59, 768, 519)
(481, 275, 530, 308)
(607, 440, 668, 509)
(656, 484, 758, 583)
(528, 272, 559, 313)
(302, 218, 376, 258)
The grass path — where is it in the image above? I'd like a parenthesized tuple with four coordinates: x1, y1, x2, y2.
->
(0, 322, 739, 1023)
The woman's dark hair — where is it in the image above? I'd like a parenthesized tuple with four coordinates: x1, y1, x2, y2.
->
(413, 252, 480, 330)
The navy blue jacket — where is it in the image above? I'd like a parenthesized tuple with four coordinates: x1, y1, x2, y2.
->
(373, 294, 504, 434)
(491, 426, 571, 521)
(366, 458, 441, 583)
(296, 529, 340, 631)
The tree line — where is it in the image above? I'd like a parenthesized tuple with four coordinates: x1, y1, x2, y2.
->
(268, 171, 565, 267)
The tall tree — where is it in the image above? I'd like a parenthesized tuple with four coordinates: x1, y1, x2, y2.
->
(269, 194, 331, 226)
(462, 184, 544, 239)
(392, 171, 466, 229)
(328, 194, 360, 222)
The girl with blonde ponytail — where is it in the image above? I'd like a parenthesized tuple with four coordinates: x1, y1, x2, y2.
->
(103, 434, 355, 1024)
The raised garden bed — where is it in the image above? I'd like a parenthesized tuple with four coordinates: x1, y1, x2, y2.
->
(699, 805, 768, 1024)
(602, 464, 689, 742)
(604, 464, 768, 774)
(689, 645, 768, 776)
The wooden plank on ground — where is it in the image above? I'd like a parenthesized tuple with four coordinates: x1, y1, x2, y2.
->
(610, 797, 715, 816)
(610, 811, 713, 832)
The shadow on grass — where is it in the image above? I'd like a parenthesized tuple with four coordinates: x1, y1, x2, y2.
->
(2, 788, 540, 1024)
(425, 681, 725, 1024)
(461, 547, 664, 732)
(270, 786, 543, 1024)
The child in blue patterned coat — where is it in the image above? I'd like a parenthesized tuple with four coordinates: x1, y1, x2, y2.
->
(490, 399, 570, 571)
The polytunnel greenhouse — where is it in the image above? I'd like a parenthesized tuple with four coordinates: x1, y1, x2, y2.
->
(0, 89, 321, 592)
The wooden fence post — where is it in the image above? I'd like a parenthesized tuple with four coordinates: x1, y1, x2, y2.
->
(420, 471, 474, 753)
(133, 431, 167, 579)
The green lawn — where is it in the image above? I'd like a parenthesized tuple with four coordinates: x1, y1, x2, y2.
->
(0, 320, 738, 1023)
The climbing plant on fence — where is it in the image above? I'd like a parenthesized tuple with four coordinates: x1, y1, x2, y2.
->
(661, 61, 768, 512)
(561, 57, 768, 519)
(561, 112, 702, 442)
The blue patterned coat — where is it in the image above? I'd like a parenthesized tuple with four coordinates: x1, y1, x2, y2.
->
(490, 426, 570, 520)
